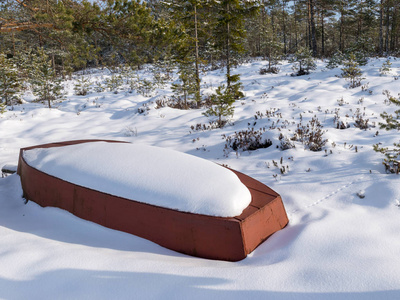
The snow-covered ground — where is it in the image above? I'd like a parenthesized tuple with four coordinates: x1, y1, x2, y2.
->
(1, 58, 400, 299)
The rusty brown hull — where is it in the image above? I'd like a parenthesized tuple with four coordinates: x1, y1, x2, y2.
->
(17, 140, 288, 261)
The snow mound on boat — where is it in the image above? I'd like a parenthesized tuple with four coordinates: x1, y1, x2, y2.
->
(23, 142, 252, 217)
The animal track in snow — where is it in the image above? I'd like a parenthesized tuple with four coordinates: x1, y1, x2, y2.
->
(288, 175, 366, 217)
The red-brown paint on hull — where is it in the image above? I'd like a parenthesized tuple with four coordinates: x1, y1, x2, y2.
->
(17, 140, 289, 261)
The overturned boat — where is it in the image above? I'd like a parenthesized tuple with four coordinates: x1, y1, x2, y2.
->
(18, 140, 288, 261)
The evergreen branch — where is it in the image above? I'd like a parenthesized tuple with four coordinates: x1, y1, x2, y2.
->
(0, 22, 53, 33)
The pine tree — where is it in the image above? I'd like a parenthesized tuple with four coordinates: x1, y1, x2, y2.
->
(213, 0, 257, 88)
(379, 58, 392, 76)
(152, 57, 174, 88)
(373, 141, 400, 174)
(308, 0, 317, 57)
(203, 83, 236, 127)
(347, 35, 372, 66)
(291, 47, 316, 76)
(326, 51, 345, 69)
(205, 0, 256, 123)
(379, 92, 400, 131)
(335, 0, 358, 52)
(29, 48, 64, 108)
(0, 53, 21, 106)
(169, 0, 205, 104)
(99, 0, 168, 67)
(74, 75, 91, 96)
(317, 0, 336, 57)
(341, 53, 364, 88)
(259, 5, 282, 73)
(0, 101, 6, 114)
(105, 73, 123, 94)
(353, 0, 377, 57)
(171, 63, 197, 109)
(374, 91, 400, 174)
(163, 0, 219, 107)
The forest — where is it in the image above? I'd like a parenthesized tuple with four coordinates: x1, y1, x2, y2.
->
(1, 0, 399, 68)
(0, 0, 399, 112)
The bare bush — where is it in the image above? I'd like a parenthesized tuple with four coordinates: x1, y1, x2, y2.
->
(336, 121, 350, 129)
(259, 67, 279, 75)
(292, 117, 327, 151)
(223, 128, 272, 153)
(279, 133, 295, 150)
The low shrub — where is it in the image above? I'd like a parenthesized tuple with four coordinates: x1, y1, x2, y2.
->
(224, 128, 272, 152)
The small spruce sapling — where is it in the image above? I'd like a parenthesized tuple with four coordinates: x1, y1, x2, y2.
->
(119, 64, 139, 93)
(374, 91, 400, 174)
(290, 47, 316, 76)
(136, 79, 155, 97)
(259, 36, 282, 74)
(74, 76, 91, 96)
(94, 81, 105, 93)
(204, 85, 235, 128)
(341, 53, 364, 88)
(374, 142, 400, 174)
(259, 12, 282, 74)
(0, 101, 7, 114)
(204, 74, 243, 128)
(0, 54, 22, 106)
(227, 74, 244, 100)
(380, 91, 400, 130)
(29, 48, 64, 108)
(171, 64, 197, 109)
(152, 58, 174, 88)
(326, 51, 345, 69)
(105, 74, 123, 94)
(379, 59, 392, 76)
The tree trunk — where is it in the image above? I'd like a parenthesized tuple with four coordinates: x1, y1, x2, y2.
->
(61, 56, 65, 80)
(282, 0, 287, 55)
(261, 2, 266, 59)
(294, 0, 298, 51)
(12, 33, 15, 56)
(321, 10, 325, 57)
(52, 53, 56, 77)
(194, 3, 201, 106)
(339, 4, 344, 52)
(4, 90, 9, 106)
(226, 2, 231, 88)
(391, 1, 399, 50)
(309, 0, 317, 57)
(268, 45, 272, 69)
(385, 1, 390, 53)
(271, 5, 276, 44)
(379, 0, 384, 56)
(307, 0, 311, 50)
(184, 86, 187, 109)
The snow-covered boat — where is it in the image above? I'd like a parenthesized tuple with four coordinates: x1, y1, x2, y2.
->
(17, 140, 288, 261)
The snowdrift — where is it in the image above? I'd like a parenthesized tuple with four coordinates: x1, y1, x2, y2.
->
(17, 140, 288, 261)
